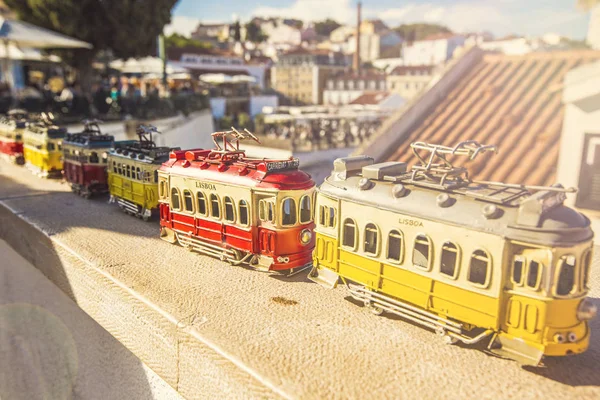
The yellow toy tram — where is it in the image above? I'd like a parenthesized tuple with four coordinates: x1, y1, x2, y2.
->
(107, 125, 177, 221)
(22, 113, 66, 177)
(309, 141, 596, 366)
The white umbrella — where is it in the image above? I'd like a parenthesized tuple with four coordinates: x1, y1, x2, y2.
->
(199, 73, 232, 84)
(0, 43, 61, 62)
(0, 17, 92, 49)
(0, 17, 92, 96)
(231, 74, 256, 83)
(110, 56, 188, 75)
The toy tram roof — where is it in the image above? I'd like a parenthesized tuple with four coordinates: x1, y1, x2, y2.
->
(320, 172, 593, 247)
(26, 124, 67, 139)
(64, 132, 114, 148)
(110, 140, 175, 164)
(161, 149, 315, 190)
(0, 118, 26, 129)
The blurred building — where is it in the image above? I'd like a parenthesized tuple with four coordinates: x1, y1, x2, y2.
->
(323, 71, 387, 105)
(402, 33, 465, 66)
(346, 19, 403, 62)
(168, 47, 269, 89)
(191, 22, 232, 46)
(387, 65, 435, 100)
(361, 48, 600, 200)
(271, 48, 347, 105)
(349, 91, 405, 111)
(588, 4, 600, 50)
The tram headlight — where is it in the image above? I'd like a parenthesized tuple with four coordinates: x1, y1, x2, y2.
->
(300, 229, 312, 245)
(577, 298, 597, 321)
(554, 333, 566, 344)
(568, 332, 578, 343)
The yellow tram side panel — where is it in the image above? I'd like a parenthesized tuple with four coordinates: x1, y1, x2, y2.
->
(107, 171, 159, 210)
(23, 138, 63, 173)
(314, 194, 502, 330)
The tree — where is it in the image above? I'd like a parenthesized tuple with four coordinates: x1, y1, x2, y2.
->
(165, 33, 211, 49)
(244, 22, 268, 43)
(314, 19, 341, 37)
(232, 21, 241, 42)
(393, 23, 452, 42)
(5, 0, 178, 93)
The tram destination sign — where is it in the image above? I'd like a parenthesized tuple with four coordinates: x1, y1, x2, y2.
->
(265, 159, 299, 172)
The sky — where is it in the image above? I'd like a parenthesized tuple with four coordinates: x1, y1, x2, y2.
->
(165, 0, 592, 40)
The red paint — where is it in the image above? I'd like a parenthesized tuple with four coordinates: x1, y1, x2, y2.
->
(0, 138, 24, 161)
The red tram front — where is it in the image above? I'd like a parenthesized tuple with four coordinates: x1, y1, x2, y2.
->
(0, 110, 28, 164)
(62, 121, 114, 198)
(158, 129, 316, 274)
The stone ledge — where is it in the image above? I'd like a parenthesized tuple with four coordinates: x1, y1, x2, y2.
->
(1, 160, 600, 399)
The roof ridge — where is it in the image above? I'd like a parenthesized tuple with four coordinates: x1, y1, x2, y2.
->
(483, 49, 600, 61)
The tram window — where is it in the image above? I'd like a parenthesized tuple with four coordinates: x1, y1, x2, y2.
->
(47, 143, 55, 151)
(224, 197, 235, 222)
(136, 167, 141, 180)
(364, 223, 379, 255)
(118, 164, 123, 175)
(387, 230, 403, 263)
(468, 250, 490, 286)
(102, 153, 108, 163)
(526, 261, 541, 289)
(239, 200, 249, 225)
(299, 195, 311, 223)
(15, 134, 21, 140)
(282, 198, 297, 226)
(328, 207, 335, 227)
(440, 242, 459, 278)
(183, 190, 194, 213)
(171, 188, 181, 210)
(413, 234, 432, 270)
(58, 144, 62, 151)
(126, 165, 131, 178)
(267, 202, 274, 222)
(259, 201, 266, 221)
(210, 194, 220, 219)
(159, 181, 166, 198)
(512, 256, 525, 286)
(319, 206, 325, 225)
(154, 171, 158, 183)
(556, 255, 576, 296)
(197, 192, 207, 215)
(113, 161, 117, 173)
(90, 152, 99, 163)
(582, 250, 592, 289)
(342, 219, 357, 249)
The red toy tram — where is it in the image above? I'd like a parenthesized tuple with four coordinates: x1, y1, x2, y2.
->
(0, 109, 28, 164)
(159, 129, 316, 275)
(62, 120, 114, 198)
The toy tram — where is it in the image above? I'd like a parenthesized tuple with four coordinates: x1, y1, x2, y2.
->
(0, 109, 28, 164)
(159, 129, 316, 274)
(22, 113, 66, 178)
(309, 141, 596, 365)
(107, 125, 176, 221)
(62, 120, 114, 198)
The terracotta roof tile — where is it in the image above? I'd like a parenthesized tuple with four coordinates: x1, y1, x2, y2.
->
(350, 91, 390, 105)
(384, 50, 600, 186)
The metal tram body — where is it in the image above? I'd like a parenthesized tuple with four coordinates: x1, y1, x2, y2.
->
(22, 114, 66, 177)
(62, 121, 114, 198)
(107, 125, 175, 221)
(309, 141, 596, 365)
(0, 110, 28, 164)
(159, 129, 316, 273)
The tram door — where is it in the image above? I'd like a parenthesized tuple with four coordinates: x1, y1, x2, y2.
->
(576, 133, 600, 211)
(257, 195, 277, 255)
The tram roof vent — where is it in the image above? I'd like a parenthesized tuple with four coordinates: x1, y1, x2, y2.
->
(333, 155, 374, 180)
(362, 162, 408, 181)
(517, 184, 567, 227)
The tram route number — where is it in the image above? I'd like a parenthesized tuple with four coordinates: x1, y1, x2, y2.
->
(266, 159, 299, 171)
(399, 218, 424, 227)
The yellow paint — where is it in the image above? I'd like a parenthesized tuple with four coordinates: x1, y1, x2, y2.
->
(107, 171, 159, 210)
(23, 138, 63, 173)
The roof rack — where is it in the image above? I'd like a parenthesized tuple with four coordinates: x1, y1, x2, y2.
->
(82, 119, 103, 135)
(136, 124, 160, 149)
(211, 127, 261, 153)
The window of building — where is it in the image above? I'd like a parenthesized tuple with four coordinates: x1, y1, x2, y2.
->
(171, 188, 181, 210)
(468, 250, 490, 286)
(413, 234, 432, 270)
(512, 256, 525, 286)
(282, 198, 297, 226)
(369, 80, 376, 89)
(224, 196, 235, 222)
(440, 242, 459, 278)
(210, 194, 220, 219)
(526, 260, 541, 289)
(299, 195, 311, 223)
(197, 192, 207, 215)
(364, 223, 379, 255)
(387, 230, 403, 263)
(358, 80, 365, 89)
(239, 200, 249, 225)
(342, 218, 357, 249)
(556, 255, 576, 296)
